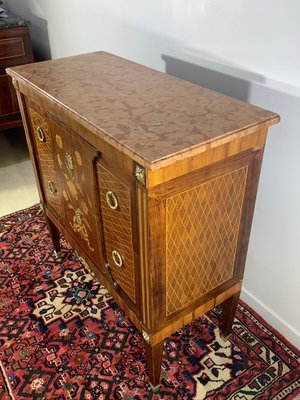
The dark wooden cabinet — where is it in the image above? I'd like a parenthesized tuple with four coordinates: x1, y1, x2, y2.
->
(7, 52, 279, 390)
(0, 25, 33, 131)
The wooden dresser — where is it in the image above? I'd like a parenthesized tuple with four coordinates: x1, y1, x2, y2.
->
(7, 52, 279, 390)
(0, 15, 33, 131)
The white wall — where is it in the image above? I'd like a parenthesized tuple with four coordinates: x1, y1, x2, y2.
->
(7, 0, 300, 348)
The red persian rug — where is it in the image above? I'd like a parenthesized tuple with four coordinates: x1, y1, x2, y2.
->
(0, 205, 299, 400)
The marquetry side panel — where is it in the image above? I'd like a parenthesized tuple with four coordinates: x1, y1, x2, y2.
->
(96, 163, 136, 303)
(166, 166, 248, 315)
(27, 106, 62, 217)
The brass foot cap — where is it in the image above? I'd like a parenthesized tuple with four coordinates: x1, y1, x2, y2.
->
(149, 383, 160, 393)
(54, 251, 63, 258)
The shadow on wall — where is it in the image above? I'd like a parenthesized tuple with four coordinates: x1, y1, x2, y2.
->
(161, 54, 266, 103)
(160, 52, 300, 208)
(160, 54, 300, 331)
(160, 52, 300, 148)
(29, 16, 51, 61)
(9, 2, 51, 61)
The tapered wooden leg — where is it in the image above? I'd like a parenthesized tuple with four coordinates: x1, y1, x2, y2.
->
(221, 291, 240, 337)
(45, 215, 61, 254)
(144, 340, 164, 391)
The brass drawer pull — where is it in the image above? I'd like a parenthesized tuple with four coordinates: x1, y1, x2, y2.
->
(36, 126, 45, 142)
(65, 152, 74, 171)
(75, 209, 83, 227)
(47, 181, 56, 194)
(112, 250, 123, 268)
(106, 191, 118, 210)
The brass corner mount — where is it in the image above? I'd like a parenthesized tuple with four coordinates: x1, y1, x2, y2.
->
(134, 165, 146, 186)
(11, 78, 19, 91)
(142, 329, 150, 344)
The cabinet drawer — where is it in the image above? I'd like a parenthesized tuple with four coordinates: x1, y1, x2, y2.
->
(0, 27, 34, 71)
(27, 104, 63, 217)
(0, 36, 25, 60)
(96, 163, 136, 304)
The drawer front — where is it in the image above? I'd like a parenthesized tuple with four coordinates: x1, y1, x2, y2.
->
(0, 36, 25, 60)
(96, 163, 136, 303)
(51, 120, 102, 265)
(27, 105, 62, 217)
(0, 27, 34, 71)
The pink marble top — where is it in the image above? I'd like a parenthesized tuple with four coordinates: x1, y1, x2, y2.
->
(8, 52, 279, 166)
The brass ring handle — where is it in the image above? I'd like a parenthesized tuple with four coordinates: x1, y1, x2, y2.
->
(112, 250, 123, 268)
(75, 209, 83, 227)
(65, 152, 74, 171)
(47, 181, 56, 194)
(36, 126, 45, 142)
(106, 191, 118, 210)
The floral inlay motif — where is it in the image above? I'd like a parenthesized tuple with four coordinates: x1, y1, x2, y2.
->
(70, 207, 94, 251)
(55, 135, 96, 253)
(55, 134, 63, 149)
(75, 150, 82, 166)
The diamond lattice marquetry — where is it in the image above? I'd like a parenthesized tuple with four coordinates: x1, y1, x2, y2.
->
(166, 167, 248, 315)
(97, 164, 136, 302)
(28, 107, 62, 217)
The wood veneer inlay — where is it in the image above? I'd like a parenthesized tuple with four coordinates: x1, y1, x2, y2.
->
(28, 106, 62, 217)
(166, 166, 248, 315)
(97, 163, 136, 302)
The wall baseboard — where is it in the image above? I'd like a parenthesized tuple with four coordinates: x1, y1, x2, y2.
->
(241, 287, 300, 350)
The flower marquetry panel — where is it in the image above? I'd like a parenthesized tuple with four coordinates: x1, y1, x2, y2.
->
(50, 120, 101, 265)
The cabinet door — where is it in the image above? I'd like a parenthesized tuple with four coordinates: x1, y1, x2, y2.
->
(96, 159, 139, 309)
(51, 120, 102, 267)
(27, 103, 63, 217)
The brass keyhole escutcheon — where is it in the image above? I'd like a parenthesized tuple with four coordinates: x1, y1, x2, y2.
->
(75, 209, 83, 227)
(106, 191, 118, 210)
(47, 181, 56, 194)
(36, 126, 45, 142)
(112, 250, 123, 268)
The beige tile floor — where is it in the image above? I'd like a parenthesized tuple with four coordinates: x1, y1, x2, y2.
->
(0, 128, 39, 217)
